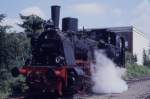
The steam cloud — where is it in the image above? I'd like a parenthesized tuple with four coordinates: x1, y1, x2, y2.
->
(91, 50, 128, 93)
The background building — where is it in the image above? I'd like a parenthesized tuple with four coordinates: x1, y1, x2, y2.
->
(88, 26, 150, 65)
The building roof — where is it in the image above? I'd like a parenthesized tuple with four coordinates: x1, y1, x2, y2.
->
(85, 26, 132, 32)
(85, 26, 148, 39)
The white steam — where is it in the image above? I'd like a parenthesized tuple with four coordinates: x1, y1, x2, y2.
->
(91, 50, 128, 93)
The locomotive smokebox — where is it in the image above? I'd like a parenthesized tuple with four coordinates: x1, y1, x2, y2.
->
(51, 5, 60, 29)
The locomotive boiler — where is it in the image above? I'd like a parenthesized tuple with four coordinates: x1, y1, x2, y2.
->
(11, 5, 125, 97)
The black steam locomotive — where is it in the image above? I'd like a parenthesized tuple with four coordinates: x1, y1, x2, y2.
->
(11, 5, 125, 97)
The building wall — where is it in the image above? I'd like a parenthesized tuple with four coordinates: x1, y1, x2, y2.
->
(86, 26, 150, 65)
(107, 26, 133, 53)
(132, 27, 149, 65)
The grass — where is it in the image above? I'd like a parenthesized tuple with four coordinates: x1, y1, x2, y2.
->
(127, 64, 150, 78)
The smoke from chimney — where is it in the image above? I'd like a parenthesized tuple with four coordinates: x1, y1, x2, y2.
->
(91, 50, 128, 93)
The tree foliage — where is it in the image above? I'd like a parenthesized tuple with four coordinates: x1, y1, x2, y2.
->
(125, 51, 137, 65)
(143, 49, 150, 66)
(5, 33, 30, 69)
(19, 14, 44, 38)
(0, 14, 30, 96)
(0, 14, 8, 69)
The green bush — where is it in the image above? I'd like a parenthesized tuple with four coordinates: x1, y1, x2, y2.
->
(0, 91, 9, 99)
(127, 64, 150, 78)
(0, 75, 26, 98)
(9, 76, 27, 95)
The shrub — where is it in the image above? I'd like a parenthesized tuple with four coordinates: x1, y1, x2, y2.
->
(0, 74, 26, 98)
(127, 64, 150, 78)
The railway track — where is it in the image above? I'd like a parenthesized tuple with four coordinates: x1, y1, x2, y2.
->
(126, 76, 150, 84)
(7, 76, 150, 99)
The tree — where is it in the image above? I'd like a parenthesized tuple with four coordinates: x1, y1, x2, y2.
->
(143, 49, 150, 66)
(5, 33, 30, 69)
(0, 14, 10, 69)
(125, 51, 137, 65)
(19, 14, 44, 38)
(0, 14, 31, 96)
(0, 14, 12, 83)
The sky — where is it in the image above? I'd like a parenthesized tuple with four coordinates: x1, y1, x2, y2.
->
(0, 0, 150, 39)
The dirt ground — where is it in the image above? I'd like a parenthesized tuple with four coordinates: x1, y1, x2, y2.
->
(7, 78, 150, 99)
(83, 79, 150, 99)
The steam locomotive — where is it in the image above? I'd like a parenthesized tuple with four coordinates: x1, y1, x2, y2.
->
(11, 5, 125, 97)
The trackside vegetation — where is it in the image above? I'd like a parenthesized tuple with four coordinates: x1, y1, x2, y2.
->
(127, 64, 150, 78)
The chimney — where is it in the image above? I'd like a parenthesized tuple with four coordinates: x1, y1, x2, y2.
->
(51, 5, 60, 29)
